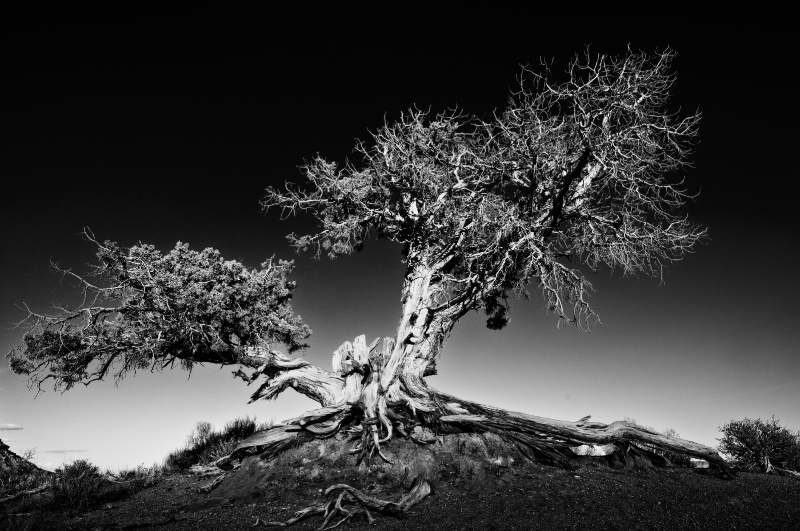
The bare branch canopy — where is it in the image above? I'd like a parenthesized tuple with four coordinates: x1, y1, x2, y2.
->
(264, 47, 704, 331)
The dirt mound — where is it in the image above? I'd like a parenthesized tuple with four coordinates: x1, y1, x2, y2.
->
(3, 439, 799, 530)
(208, 432, 519, 503)
(205, 430, 674, 511)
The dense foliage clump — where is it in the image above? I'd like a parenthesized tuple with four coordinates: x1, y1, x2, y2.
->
(8, 231, 309, 392)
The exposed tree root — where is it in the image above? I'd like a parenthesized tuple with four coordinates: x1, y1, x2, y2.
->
(432, 391, 734, 477)
(218, 335, 734, 481)
(252, 476, 431, 529)
(207, 333, 739, 530)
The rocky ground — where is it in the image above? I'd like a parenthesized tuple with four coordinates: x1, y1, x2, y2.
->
(3, 434, 799, 530)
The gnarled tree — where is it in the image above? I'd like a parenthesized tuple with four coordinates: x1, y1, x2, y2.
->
(8, 48, 732, 528)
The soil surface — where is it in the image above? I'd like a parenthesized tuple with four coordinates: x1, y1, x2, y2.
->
(3, 434, 799, 530)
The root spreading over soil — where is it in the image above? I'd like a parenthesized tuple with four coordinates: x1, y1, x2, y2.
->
(195, 432, 725, 529)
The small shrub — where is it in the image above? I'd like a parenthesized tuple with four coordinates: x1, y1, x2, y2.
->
(221, 416, 259, 441)
(165, 447, 198, 470)
(718, 416, 800, 472)
(207, 438, 239, 464)
(187, 421, 214, 450)
(165, 421, 218, 469)
(165, 416, 273, 470)
(52, 459, 103, 515)
(109, 463, 164, 489)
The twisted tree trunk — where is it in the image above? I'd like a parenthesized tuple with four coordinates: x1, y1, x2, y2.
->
(219, 331, 730, 472)
(216, 328, 731, 528)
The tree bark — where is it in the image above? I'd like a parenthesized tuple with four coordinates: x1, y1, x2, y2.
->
(379, 261, 470, 415)
(239, 347, 344, 406)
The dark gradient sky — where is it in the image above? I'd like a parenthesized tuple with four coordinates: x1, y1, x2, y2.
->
(1, 11, 797, 470)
